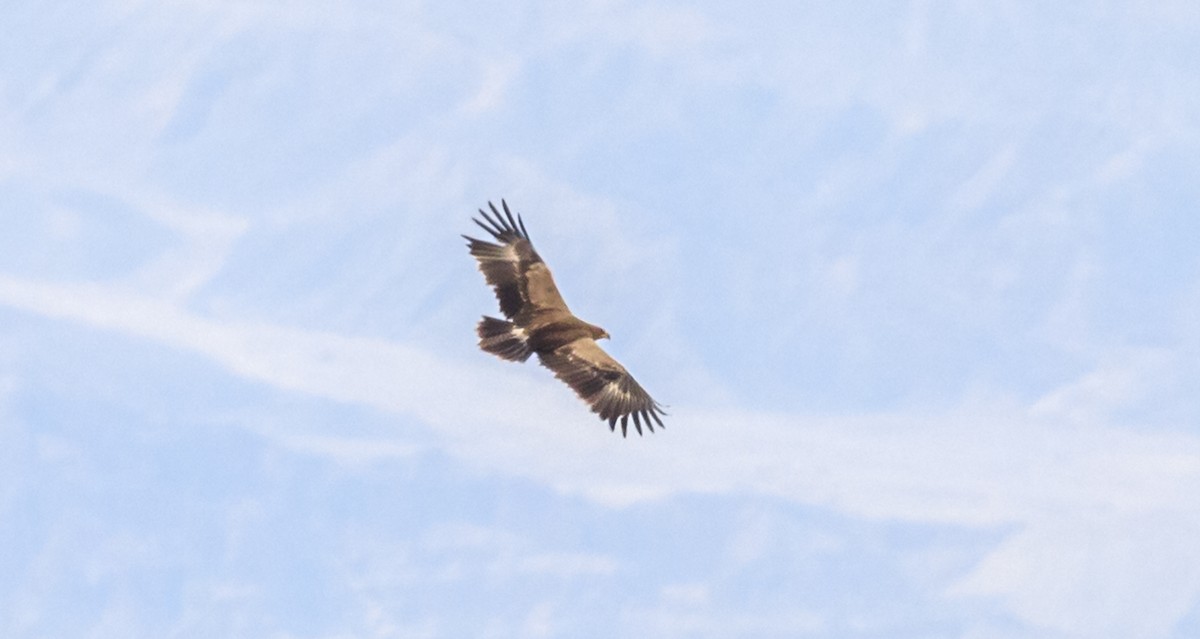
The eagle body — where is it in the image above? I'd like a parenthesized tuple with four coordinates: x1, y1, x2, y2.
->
(525, 315, 605, 353)
(464, 200, 665, 436)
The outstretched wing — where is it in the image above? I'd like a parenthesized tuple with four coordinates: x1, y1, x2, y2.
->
(538, 338, 666, 436)
(462, 200, 568, 319)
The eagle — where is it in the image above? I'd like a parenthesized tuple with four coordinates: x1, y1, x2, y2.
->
(463, 200, 666, 436)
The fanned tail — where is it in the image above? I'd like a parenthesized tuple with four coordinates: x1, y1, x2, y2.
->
(477, 316, 532, 362)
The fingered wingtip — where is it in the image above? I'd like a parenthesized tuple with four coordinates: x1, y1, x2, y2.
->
(473, 199, 528, 241)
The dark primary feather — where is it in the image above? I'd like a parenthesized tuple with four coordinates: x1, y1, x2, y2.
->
(538, 338, 666, 437)
(461, 200, 541, 319)
(473, 200, 531, 244)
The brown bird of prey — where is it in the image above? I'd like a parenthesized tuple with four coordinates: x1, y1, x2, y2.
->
(463, 200, 666, 436)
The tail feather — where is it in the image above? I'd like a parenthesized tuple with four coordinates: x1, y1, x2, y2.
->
(477, 316, 532, 362)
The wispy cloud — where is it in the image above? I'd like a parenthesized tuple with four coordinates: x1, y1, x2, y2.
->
(3, 270, 1197, 635)
(7, 2, 1200, 636)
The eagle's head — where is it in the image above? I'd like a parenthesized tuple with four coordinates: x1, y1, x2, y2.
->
(589, 324, 610, 340)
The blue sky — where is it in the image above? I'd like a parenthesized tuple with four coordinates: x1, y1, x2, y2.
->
(3, 1, 1200, 637)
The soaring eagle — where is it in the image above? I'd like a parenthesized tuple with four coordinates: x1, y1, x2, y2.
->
(464, 200, 666, 436)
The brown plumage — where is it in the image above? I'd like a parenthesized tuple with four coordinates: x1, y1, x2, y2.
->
(463, 200, 666, 436)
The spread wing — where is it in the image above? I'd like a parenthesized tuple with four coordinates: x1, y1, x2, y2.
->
(462, 200, 568, 319)
(538, 338, 666, 436)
